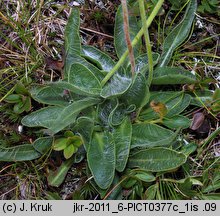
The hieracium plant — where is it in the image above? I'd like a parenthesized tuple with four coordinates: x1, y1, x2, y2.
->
(2, 0, 216, 199)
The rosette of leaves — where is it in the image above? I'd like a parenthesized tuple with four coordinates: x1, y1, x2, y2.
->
(53, 131, 83, 159)
(1, 1, 203, 194)
(4, 81, 32, 114)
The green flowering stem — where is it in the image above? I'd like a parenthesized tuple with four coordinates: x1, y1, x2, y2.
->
(138, 0, 154, 86)
(121, 0, 136, 77)
(101, 0, 164, 87)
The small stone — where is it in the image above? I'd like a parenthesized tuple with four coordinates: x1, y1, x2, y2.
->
(69, 1, 80, 7)
(18, 125, 23, 134)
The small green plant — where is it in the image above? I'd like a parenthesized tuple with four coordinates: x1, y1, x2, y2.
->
(53, 131, 83, 159)
(92, 10, 105, 23)
(4, 81, 32, 114)
(1, 0, 219, 199)
(198, 0, 220, 16)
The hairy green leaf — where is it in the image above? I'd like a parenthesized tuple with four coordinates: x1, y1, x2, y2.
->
(101, 73, 132, 98)
(114, 117, 132, 172)
(152, 67, 197, 85)
(49, 98, 100, 134)
(88, 132, 115, 189)
(114, 3, 141, 61)
(166, 93, 191, 117)
(163, 115, 191, 129)
(31, 85, 72, 106)
(33, 137, 53, 154)
(134, 171, 156, 182)
(105, 175, 123, 200)
(22, 97, 100, 134)
(140, 92, 191, 120)
(46, 81, 99, 97)
(121, 73, 150, 109)
(144, 184, 158, 200)
(22, 106, 64, 129)
(64, 54, 104, 81)
(180, 143, 197, 156)
(158, 0, 197, 67)
(131, 123, 176, 149)
(48, 157, 75, 187)
(81, 45, 115, 72)
(98, 99, 118, 125)
(128, 147, 187, 172)
(127, 53, 160, 74)
(0, 144, 41, 161)
(190, 89, 213, 107)
(109, 102, 127, 126)
(73, 117, 94, 150)
(65, 8, 81, 56)
(68, 63, 101, 96)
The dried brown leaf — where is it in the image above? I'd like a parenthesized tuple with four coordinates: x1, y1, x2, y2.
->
(150, 100, 168, 119)
(45, 57, 64, 72)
